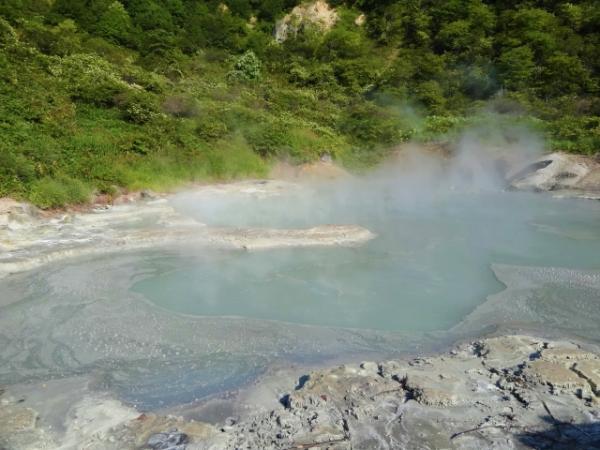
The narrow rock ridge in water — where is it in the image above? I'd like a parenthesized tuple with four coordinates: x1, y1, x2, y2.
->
(0, 181, 374, 278)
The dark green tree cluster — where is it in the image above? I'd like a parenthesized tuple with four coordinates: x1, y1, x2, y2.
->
(4, 1, 597, 101)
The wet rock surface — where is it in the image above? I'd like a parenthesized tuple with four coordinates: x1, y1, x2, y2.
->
(146, 430, 188, 449)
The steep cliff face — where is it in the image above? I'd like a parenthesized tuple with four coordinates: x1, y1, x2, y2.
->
(275, 1, 338, 43)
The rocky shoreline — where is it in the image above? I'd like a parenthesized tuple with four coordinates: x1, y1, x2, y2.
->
(218, 334, 600, 450)
(1, 334, 599, 449)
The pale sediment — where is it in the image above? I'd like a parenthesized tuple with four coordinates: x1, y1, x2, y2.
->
(0, 224, 375, 277)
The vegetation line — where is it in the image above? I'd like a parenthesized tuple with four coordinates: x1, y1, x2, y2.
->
(1, 0, 598, 208)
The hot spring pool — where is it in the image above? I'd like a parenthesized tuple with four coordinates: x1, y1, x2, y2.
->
(1, 176, 600, 409)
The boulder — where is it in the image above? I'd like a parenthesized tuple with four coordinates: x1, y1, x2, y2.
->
(147, 430, 188, 450)
(508, 152, 600, 194)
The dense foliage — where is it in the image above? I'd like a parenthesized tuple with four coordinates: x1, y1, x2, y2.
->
(0, 0, 598, 207)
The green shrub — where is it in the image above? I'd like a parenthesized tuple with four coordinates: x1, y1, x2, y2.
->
(50, 54, 128, 105)
(548, 116, 600, 154)
(82, 37, 137, 66)
(414, 80, 447, 114)
(338, 103, 408, 145)
(195, 116, 229, 140)
(287, 61, 337, 88)
(417, 115, 470, 140)
(227, 50, 262, 82)
(96, 1, 132, 44)
(244, 121, 291, 157)
(498, 46, 536, 91)
(206, 137, 268, 179)
(28, 176, 91, 209)
(113, 90, 160, 124)
(0, 148, 35, 196)
(0, 17, 18, 47)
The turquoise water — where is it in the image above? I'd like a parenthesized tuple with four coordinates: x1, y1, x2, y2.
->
(133, 189, 600, 332)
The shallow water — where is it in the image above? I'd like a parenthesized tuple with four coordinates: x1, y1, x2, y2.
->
(1, 174, 600, 410)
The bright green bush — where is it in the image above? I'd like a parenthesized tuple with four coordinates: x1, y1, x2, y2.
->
(114, 90, 160, 124)
(96, 1, 133, 43)
(28, 176, 92, 209)
(227, 50, 262, 82)
(548, 116, 600, 155)
(50, 53, 128, 105)
(244, 121, 291, 157)
(417, 115, 470, 140)
(338, 103, 408, 146)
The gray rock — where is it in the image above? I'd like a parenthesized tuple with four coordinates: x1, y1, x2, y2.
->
(206, 335, 600, 449)
(147, 430, 188, 450)
(274, 1, 338, 43)
(508, 152, 600, 195)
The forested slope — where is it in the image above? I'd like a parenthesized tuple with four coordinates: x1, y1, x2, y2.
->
(0, 0, 598, 207)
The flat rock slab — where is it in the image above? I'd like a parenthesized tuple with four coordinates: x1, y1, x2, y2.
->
(0, 403, 37, 433)
(572, 360, 600, 397)
(0, 179, 376, 277)
(525, 360, 588, 393)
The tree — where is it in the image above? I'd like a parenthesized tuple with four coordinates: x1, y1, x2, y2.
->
(498, 46, 536, 91)
(128, 0, 174, 32)
(97, 1, 132, 43)
(541, 53, 590, 97)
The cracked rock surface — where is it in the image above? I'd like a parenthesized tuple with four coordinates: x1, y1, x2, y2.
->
(202, 335, 599, 450)
(5, 335, 597, 450)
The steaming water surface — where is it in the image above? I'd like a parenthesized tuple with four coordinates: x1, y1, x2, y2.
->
(134, 187, 600, 332)
(1, 173, 600, 410)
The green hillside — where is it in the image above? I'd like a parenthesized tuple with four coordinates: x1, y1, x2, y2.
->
(1, 0, 598, 207)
